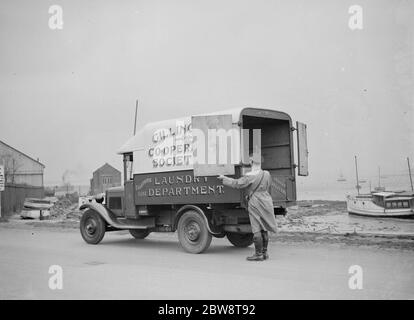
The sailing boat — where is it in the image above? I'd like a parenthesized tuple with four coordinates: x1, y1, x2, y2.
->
(346, 157, 414, 218)
(347, 191, 414, 217)
(337, 172, 346, 182)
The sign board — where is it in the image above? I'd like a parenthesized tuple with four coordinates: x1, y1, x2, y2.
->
(0, 165, 5, 191)
(192, 114, 238, 177)
(296, 121, 309, 176)
(128, 116, 194, 174)
(134, 170, 240, 205)
(124, 114, 240, 176)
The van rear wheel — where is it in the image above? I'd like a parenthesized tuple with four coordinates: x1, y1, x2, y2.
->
(80, 209, 106, 244)
(129, 229, 150, 239)
(177, 210, 212, 254)
(226, 232, 253, 248)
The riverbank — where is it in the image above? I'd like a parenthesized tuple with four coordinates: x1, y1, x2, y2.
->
(281, 200, 414, 236)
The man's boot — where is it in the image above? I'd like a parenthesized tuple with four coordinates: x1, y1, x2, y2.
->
(246, 233, 264, 261)
(261, 230, 269, 260)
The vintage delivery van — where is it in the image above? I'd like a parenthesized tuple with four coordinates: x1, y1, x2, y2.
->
(80, 107, 308, 253)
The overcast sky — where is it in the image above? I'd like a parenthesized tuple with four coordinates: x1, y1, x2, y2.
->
(0, 0, 413, 187)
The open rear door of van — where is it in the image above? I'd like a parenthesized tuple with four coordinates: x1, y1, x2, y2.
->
(192, 114, 237, 177)
(296, 121, 309, 176)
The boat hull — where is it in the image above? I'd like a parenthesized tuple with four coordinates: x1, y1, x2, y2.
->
(23, 201, 53, 210)
(346, 197, 414, 218)
(20, 209, 51, 219)
(348, 209, 414, 218)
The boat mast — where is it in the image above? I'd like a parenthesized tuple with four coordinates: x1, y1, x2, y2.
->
(408, 157, 414, 192)
(378, 167, 381, 188)
(354, 155, 360, 195)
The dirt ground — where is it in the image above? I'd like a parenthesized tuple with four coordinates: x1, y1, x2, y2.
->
(2, 200, 414, 251)
(282, 200, 414, 236)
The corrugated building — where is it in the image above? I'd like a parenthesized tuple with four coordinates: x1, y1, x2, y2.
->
(0, 140, 45, 214)
(0, 140, 44, 187)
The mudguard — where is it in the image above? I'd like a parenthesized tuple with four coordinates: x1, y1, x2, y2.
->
(79, 203, 117, 225)
(175, 205, 221, 235)
(79, 203, 148, 230)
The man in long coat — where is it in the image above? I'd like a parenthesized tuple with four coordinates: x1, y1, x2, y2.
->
(218, 153, 277, 261)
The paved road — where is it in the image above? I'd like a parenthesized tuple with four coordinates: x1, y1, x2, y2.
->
(0, 226, 413, 299)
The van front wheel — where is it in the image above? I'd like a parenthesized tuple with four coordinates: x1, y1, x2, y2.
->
(80, 209, 106, 244)
(177, 211, 212, 254)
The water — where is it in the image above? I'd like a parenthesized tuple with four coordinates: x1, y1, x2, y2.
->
(297, 174, 413, 201)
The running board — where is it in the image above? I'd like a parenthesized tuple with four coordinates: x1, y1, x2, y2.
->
(110, 217, 155, 230)
(106, 210, 155, 230)
(80, 203, 155, 230)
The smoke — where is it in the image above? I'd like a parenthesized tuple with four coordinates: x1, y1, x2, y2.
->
(62, 170, 77, 184)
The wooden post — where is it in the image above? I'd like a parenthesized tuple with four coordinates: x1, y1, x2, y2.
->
(0, 160, 4, 218)
(123, 154, 127, 184)
(133, 100, 138, 135)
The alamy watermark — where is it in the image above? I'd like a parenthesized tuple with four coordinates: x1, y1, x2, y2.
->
(149, 121, 262, 168)
(348, 5, 363, 30)
(48, 5, 64, 30)
(48, 265, 63, 290)
(348, 265, 363, 290)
